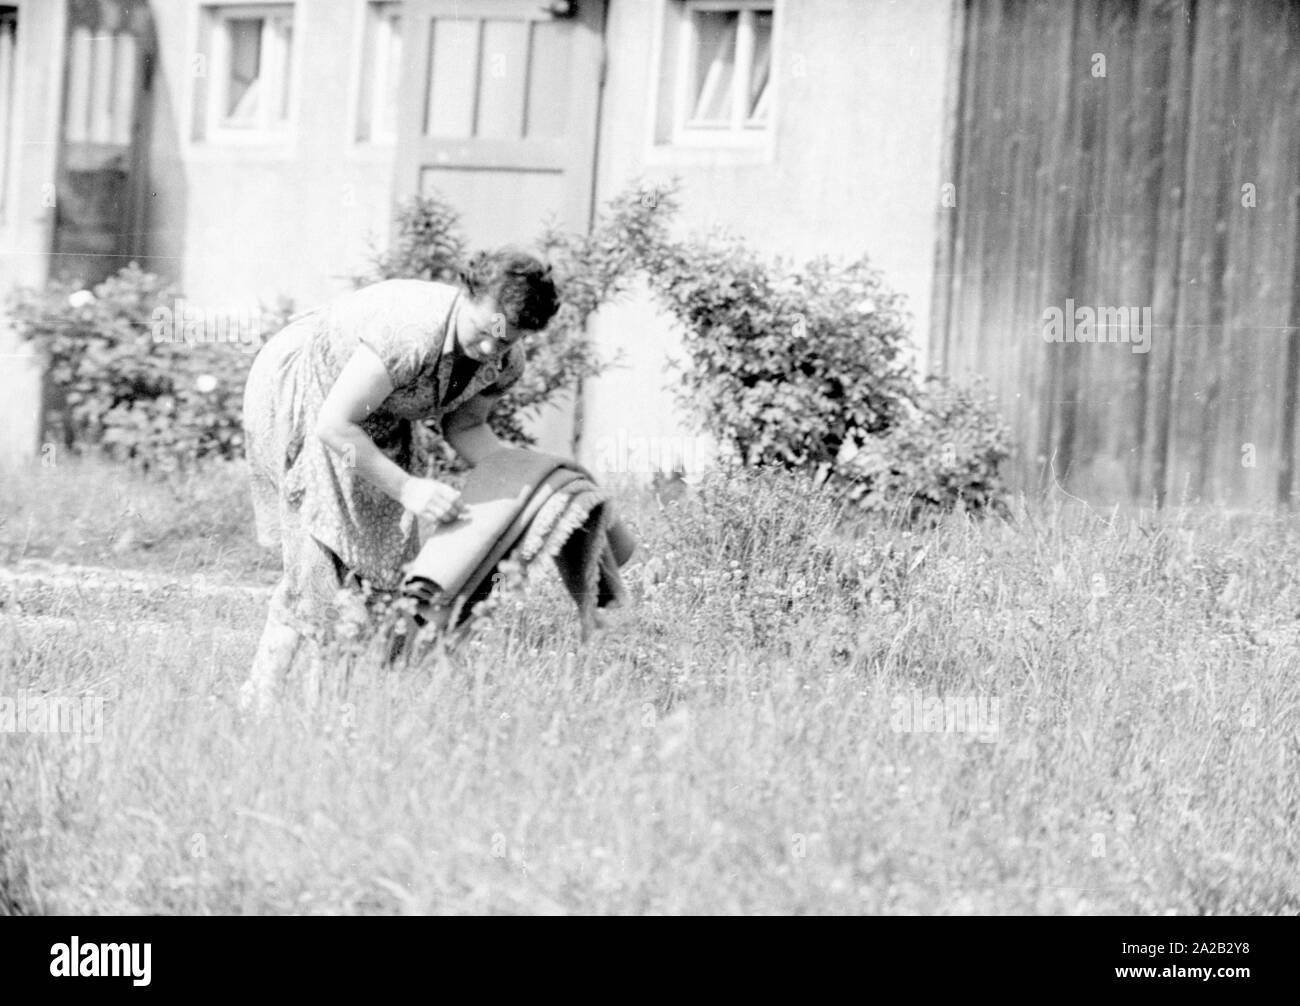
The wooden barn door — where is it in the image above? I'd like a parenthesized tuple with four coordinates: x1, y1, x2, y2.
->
(394, 0, 607, 246)
(53, 0, 154, 286)
(935, 0, 1300, 508)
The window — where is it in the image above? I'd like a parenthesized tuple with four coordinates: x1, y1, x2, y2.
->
(199, 4, 295, 141)
(659, 1, 773, 147)
(357, 1, 402, 144)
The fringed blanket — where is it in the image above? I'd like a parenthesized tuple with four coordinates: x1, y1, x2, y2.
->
(402, 447, 634, 640)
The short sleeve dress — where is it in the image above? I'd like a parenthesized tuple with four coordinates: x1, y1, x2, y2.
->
(242, 279, 524, 634)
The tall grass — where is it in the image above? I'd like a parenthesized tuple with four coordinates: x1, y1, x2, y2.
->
(0, 456, 279, 583)
(1, 461, 1297, 914)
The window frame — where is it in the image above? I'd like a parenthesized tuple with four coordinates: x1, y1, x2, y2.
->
(355, 0, 403, 146)
(0, 6, 17, 227)
(203, 2, 297, 144)
(669, 0, 774, 149)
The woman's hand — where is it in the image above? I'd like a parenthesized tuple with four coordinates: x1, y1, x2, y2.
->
(399, 477, 469, 523)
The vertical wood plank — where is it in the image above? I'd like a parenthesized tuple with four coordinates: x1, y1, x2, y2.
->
(1275, 1, 1300, 505)
(1126, 0, 1177, 503)
(1144, 0, 1195, 506)
(1023, 1, 1075, 489)
(1164, 0, 1231, 503)
(940, 0, 983, 384)
(927, 0, 968, 379)
(1052, 0, 1102, 487)
(1091, 0, 1149, 502)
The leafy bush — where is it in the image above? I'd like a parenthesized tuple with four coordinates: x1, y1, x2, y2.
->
(356, 195, 467, 285)
(643, 238, 916, 469)
(834, 376, 1012, 523)
(632, 180, 1010, 521)
(8, 264, 289, 474)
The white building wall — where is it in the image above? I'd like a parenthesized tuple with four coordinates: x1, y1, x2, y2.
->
(0, 0, 66, 465)
(578, 0, 958, 480)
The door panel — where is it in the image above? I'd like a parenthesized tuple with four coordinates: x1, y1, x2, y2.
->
(53, 0, 154, 285)
(396, 0, 605, 249)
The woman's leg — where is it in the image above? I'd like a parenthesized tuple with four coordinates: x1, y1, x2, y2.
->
(239, 532, 347, 713)
(240, 591, 303, 716)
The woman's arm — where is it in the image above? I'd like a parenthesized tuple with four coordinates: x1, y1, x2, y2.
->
(442, 393, 507, 467)
(316, 345, 466, 520)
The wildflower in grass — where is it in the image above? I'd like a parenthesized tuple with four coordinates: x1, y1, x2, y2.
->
(639, 556, 668, 599)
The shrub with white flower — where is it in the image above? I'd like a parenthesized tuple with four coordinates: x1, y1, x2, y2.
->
(9, 263, 291, 474)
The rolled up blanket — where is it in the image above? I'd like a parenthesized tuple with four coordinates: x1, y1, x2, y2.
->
(402, 447, 635, 639)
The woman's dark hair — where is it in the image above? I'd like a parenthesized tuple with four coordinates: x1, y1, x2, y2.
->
(461, 247, 561, 332)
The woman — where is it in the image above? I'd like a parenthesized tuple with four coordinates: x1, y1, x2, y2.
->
(238, 248, 560, 710)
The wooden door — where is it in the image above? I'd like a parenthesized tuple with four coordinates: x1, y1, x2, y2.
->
(934, 0, 1300, 507)
(394, 0, 606, 248)
(53, 0, 154, 286)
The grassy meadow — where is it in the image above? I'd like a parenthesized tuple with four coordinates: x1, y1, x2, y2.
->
(1, 456, 1297, 914)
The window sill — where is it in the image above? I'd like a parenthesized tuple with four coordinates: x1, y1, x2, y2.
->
(184, 139, 299, 162)
(643, 139, 776, 168)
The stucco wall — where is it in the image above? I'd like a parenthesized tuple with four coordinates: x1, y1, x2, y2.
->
(579, 0, 956, 479)
(146, 0, 396, 309)
(0, 0, 66, 464)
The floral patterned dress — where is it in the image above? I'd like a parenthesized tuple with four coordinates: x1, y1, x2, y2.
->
(242, 279, 525, 637)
